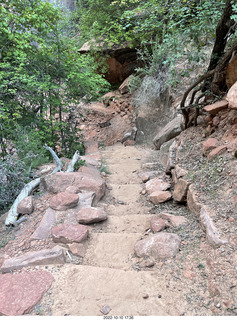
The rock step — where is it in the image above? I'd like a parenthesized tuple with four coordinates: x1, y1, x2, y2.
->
(49, 264, 187, 316)
(91, 214, 150, 233)
(108, 183, 142, 203)
(105, 203, 148, 216)
(83, 233, 141, 270)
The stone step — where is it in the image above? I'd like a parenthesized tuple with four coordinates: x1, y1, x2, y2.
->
(83, 233, 141, 270)
(109, 183, 142, 203)
(105, 202, 148, 216)
(91, 214, 150, 233)
(49, 264, 187, 316)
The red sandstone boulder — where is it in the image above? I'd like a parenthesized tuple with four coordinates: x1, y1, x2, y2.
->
(41, 172, 106, 201)
(49, 191, 79, 211)
(17, 196, 34, 215)
(149, 190, 172, 204)
(134, 233, 181, 259)
(77, 207, 107, 224)
(0, 271, 54, 316)
(51, 223, 89, 244)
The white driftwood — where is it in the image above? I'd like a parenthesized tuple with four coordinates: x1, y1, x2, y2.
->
(5, 146, 79, 226)
(5, 178, 40, 226)
(44, 144, 63, 174)
(66, 150, 80, 172)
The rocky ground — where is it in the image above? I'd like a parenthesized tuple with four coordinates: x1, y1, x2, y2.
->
(0, 86, 237, 316)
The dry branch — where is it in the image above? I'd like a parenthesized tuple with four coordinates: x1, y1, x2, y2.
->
(66, 150, 80, 172)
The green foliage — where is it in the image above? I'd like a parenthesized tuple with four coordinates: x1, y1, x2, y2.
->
(0, 0, 110, 160)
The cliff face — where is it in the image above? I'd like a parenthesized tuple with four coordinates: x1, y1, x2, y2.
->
(47, 0, 77, 11)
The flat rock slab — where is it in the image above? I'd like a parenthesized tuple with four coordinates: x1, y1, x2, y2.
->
(161, 212, 188, 227)
(41, 172, 106, 201)
(207, 145, 227, 161)
(1, 246, 65, 273)
(0, 271, 54, 316)
(145, 178, 171, 194)
(77, 207, 107, 224)
(30, 208, 57, 240)
(203, 100, 228, 115)
(49, 191, 79, 211)
(138, 171, 161, 183)
(202, 138, 219, 155)
(134, 233, 181, 259)
(52, 224, 89, 244)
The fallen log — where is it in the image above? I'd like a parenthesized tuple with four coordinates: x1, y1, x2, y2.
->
(5, 146, 80, 226)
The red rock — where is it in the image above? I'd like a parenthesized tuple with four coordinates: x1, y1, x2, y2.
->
(223, 299, 233, 309)
(134, 233, 181, 259)
(84, 140, 99, 154)
(68, 243, 86, 257)
(0, 271, 54, 316)
(65, 186, 80, 194)
(202, 138, 219, 155)
(150, 217, 169, 233)
(51, 224, 88, 244)
(41, 172, 106, 201)
(0, 246, 65, 273)
(119, 77, 130, 94)
(149, 191, 172, 204)
(207, 145, 227, 161)
(79, 155, 101, 168)
(187, 184, 202, 217)
(77, 207, 107, 224)
(123, 140, 135, 146)
(78, 165, 100, 178)
(161, 212, 187, 227)
(30, 208, 57, 240)
(226, 81, 237, 109)
(145, 178, 171, 194)
(213, 116, 220, 126)
(49, 191, 79, 211)
(173, 178, 190, 202)
(17, 196, 34, 215)
(139, 171, 160, 183)
(203, 100, 228, 115)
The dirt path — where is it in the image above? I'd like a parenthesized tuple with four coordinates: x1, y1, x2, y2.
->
(36, 143, 235, 316)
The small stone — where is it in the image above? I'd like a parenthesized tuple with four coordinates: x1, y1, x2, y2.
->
(150, 217, 169, 233)
(100, 305, 111, 315)
(149, 191, 172, 204)
(68, 243, 86, 257)
(141, 189, 146, 195)
(223, 299, 233, 309)
(77, 207, 107, 224)
(17, 196, 34, 215)
(49, 192, 79, 211)
(145, 178, 171, 194)
(173, 178, 190, 202)
(51, 224, 89, 244)
(143, 294, 149, 299)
